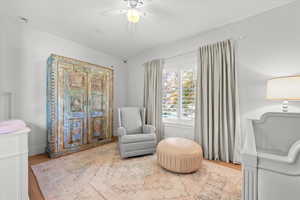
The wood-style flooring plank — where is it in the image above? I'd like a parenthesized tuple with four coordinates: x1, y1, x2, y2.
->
(29, 154, 50, 200)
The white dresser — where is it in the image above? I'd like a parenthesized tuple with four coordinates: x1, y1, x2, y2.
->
(0, 128, 30, 200)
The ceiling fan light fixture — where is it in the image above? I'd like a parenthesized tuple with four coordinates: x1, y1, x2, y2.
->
(127, 9, 140, 23)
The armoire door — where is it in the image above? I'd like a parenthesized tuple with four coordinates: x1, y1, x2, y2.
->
(87, 71, 108, 143)
(47, 54, 113, 157)
(59, 64, 88, 150)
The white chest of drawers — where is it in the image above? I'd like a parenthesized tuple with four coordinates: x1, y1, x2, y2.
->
(0, 128, 30, 200)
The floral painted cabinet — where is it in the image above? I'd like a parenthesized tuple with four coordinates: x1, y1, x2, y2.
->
(47, 54, 113, 158)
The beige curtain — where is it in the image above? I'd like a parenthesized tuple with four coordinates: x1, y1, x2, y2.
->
(144, 59, 164, 142)
(194, 40, 241, 163)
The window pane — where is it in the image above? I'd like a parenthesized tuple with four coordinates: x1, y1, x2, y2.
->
(181, 70, 196, 120)
(162, 70, 179, 119)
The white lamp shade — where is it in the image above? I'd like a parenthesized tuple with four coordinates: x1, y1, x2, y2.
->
(267, 76, 300, 100)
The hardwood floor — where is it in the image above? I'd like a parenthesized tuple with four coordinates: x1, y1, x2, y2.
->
(28, 146, 241, 200)
(209, 160, 241, 170)
(29, 154, 50, 200)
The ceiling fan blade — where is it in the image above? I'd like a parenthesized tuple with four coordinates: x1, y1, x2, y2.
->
(100, 9, 127, 16)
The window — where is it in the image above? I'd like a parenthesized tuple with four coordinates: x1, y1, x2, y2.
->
(162, 54, 197, 122)
(181, 70, 196, 119)
(162, 71, 179, 119)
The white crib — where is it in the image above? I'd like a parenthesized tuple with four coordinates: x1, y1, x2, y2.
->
(242, 112, 300, 200)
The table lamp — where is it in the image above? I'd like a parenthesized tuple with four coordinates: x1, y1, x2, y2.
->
(266, 76, 300, 112)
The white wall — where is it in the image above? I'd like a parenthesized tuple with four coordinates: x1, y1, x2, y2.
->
(127, 1, 300, 139)
(164, 123, 194, 140)
(0, 20, 3, 92)
(0, 18, 127, 155)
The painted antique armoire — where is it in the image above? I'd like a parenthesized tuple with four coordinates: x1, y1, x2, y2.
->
(47, 54, 113, 158)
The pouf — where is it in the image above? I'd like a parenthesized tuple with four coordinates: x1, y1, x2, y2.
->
(157, 137, 203, 173)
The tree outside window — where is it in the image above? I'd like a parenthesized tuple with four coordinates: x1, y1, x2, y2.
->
(162, 68, 196, 121)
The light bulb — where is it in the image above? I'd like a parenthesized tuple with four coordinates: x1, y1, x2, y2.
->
(127, 9, 140, 23)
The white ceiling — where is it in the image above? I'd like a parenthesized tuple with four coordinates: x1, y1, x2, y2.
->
(0, 0, 295, 58)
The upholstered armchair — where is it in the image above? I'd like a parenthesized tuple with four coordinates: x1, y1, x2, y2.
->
(118, 107, 157, 158)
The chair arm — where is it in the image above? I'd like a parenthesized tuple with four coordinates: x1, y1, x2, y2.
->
(117, 127, 127, 137)
(143, 125, 156, 133)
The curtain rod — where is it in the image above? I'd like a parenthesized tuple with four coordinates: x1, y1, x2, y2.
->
(164, 36, 246, 61)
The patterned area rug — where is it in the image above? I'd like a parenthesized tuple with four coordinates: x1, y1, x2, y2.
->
(32, 143, 241, 200)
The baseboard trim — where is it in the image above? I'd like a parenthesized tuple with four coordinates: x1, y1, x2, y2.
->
(29, 144, 46, 156)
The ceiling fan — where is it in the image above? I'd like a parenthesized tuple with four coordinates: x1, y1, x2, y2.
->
(101, 0, 152, 24)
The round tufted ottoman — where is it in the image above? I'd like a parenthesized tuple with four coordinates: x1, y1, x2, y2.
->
(157, 137, 203, 173)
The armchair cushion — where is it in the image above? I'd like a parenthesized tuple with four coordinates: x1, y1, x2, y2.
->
(120, 107, 142, 134)
(119, 133, 157, 144)
(143, 125, 156, 133)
